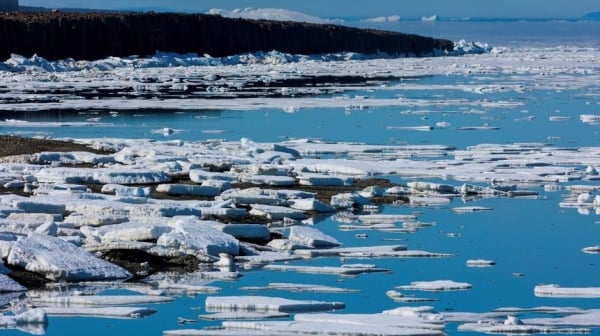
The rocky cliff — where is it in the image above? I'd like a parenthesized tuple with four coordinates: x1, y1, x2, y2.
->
(0, 12, 454, 61)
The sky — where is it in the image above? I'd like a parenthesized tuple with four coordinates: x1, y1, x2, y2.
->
(19, 0, 599, 19)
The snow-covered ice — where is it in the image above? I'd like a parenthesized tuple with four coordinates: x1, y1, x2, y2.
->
(397, 280, 472, 291)
(204, 295, 345, 312)
(7, 233, 131, 281)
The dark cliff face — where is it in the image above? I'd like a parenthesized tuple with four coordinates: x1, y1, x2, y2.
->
(0, 12, 454, 61)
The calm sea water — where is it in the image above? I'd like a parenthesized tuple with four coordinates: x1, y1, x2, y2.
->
(3, 20, 600, 336)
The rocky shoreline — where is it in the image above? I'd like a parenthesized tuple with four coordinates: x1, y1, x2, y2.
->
(0, 136, 403, 289)
(0, 11, 454, 61)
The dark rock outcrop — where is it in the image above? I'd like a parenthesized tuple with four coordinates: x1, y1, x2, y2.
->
(0, 11, 454, 61)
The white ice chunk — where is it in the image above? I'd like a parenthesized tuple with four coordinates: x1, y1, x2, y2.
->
(7, 233, 130, 281)
(287, 226, 341, 248)
(249, 204, 306, 220)
(197, 311, 290, 321)
(0, 273, 26, 292)
(292, 244, 407, 258)
(84, 221, 173, 243)
(298, 173, 355, 186)
(205, 295, 345, 312)
(157, 218, 240, 257)
(214, 223, 270, 242)
(386, 290, 436, 303)
(466, 259, 496, 267)
(398, 280, 472, 291)
(101, 184, 151, 197)
(534, 284, 600, 298)
(288, 198, 335, 212)
(0, 308, 47, 331)
(240, 175, 296, 186)
(458, 316, 591, 334)
(42, 306, 157, 318)
(12, 199, 66, 214)
(264, 264, 390, 276)
(30, 294, 173, 307)
(240, 282, 359, 293)
(330, 193, 371, 209)
(156, 183, 221, 196)
(452, 206, 493, 213)
(92, 168, 172, 184)
(189, 169, 237, 183)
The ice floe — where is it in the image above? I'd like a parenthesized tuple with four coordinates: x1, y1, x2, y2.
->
(534, 284, 600, 298)
(263, 263, 391, 276)
(240, 282, 360, 293)
(204, 295, 345, 313)
(398, 280, 472, 291)
(7, 233, 130, 281)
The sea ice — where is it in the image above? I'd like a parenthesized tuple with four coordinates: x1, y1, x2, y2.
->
(30, 294, 173, 307)
(7, 233, 131, 281)
(466, 259, 496, 267)
(534, 284, 600, 298)
(0, 273, 26, 292)
(214, 223, 270, 243)
(156, 183, 221, 196)
(204, 295, 345, 312)
(42, 306, 157, 318)
(240, 282, 360, 293)
(156, 218, 240, 257)
(0, 309, 47, 332)
(398, 280, 472, 291)
(263, 264, 390, 276)
(287, 225, 341, 248)
(249, 204, 306, 220)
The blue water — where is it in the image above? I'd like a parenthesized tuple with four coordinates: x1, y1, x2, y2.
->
(3, 20, 600, 336)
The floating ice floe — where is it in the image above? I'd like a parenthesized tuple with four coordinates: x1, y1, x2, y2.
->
(458, 315, 591, 334)
(0, 273, 26, 292)
(198, 311, 290, 321)
(249, 203, 306, 220)
(167, 306, 446, 336)
(41, 306, 157, 319)
(581, 245, 600, 254)
(156, 218, 240, 258)
(263, 263, 391, 276)
(452, 206, 493, 213)
(398, 280, 472, 291)
(7, 233, 131, 281)
(386, 290, 437, 303)
(156, 183, 221, 197)
(466, 259, 496, 267)
(292, 244, 407, 258)
(240, 282, 360, 293)
(205, 295, 345, 313)
(534, 284, 600, 298)
(30, 294, 174, 307)
(0, 309, 47, 333)
(287, 225, 341, 248)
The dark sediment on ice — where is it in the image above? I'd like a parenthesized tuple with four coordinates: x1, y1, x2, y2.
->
(0, 11, 454, 61)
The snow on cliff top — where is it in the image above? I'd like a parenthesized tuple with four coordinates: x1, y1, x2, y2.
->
(207, 7, 335, 24)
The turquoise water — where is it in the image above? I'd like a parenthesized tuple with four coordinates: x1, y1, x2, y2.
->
(2, 20, 600, 335)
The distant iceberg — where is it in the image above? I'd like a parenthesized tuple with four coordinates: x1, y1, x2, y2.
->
(207, 7, 335, 24)
(421, 14, 438, 22)
(362, 15, 401, 23)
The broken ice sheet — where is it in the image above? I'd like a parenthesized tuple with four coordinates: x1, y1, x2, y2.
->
(239, 282, 360, 293)
(263, 263, 391, 276)
(397, 280, 472, 291)
(204, 295, 345, 313)
(534, 284, 600, 298)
